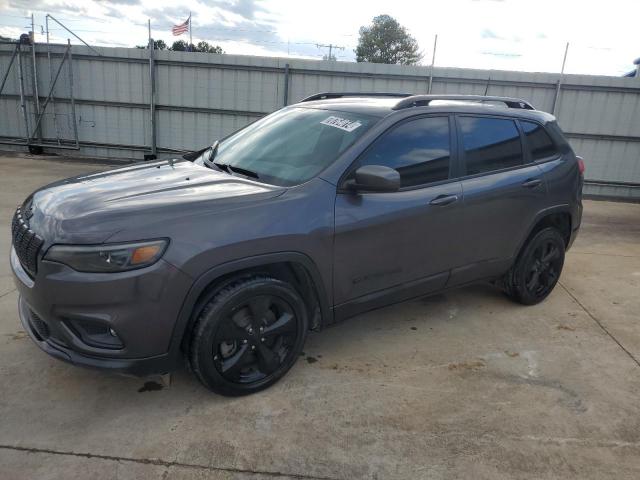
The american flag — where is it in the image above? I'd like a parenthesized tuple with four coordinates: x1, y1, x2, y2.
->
(172, 16, 190, 36)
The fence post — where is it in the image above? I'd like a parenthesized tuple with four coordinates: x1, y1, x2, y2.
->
(30, 29, 42, 142)
(427, 34, 438, 94)
(67, 40, 79, 149)
(552, 42, 569, 116)
(283, 63, 290, 106)
(16, 44, 31, 144)
(148, 32, 157, 159)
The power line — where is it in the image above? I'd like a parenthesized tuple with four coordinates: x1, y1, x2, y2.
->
(316, 43, 344, 61)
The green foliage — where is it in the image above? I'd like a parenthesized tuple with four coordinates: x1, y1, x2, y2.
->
(168, 40, 224, 53)
(154, 39, 167, 50)
(136, 39, 223, 53)
(196, 41, 223, 54)
(170, 40, 190, 51)
(136, 39, 168, 50)
(355, 15, 422, 65)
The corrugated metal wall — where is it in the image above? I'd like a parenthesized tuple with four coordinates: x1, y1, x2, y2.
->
(1, 44, 639, 199)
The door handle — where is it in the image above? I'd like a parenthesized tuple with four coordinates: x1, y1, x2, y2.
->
(429, 194, 458, 206)
(522, 178, 542, 188)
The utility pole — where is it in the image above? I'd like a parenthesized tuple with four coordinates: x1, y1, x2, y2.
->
(316, 43, 344, 61)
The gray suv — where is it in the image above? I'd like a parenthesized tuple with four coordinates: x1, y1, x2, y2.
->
(11, 93, 583, 395)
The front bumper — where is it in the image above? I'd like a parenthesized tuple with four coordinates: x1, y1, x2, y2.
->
(18, 296, 173, 376)
(12, 246, 193, 376)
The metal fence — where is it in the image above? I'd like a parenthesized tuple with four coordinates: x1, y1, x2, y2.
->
(1, 43, 639, 199)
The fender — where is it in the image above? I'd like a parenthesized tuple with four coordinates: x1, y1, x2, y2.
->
(512, 204, 573, 260)
(165, 251, 332, 364)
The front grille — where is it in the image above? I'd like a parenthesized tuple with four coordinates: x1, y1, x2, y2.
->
(11, 207, 43, 277)
(29, 310, 50, 341)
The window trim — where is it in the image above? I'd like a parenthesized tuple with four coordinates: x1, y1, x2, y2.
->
(337, 113, 458, 193)
(454, 113, 528, 181)
(518, 119, 562, 164)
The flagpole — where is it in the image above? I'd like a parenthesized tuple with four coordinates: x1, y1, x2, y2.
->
(189, 12, 192, 51)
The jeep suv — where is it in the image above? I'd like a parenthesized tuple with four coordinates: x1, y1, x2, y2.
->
(11, 93, 583, 395)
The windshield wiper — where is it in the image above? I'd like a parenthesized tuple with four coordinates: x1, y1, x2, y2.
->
(200, 141, 225, 172)
(227, 165, 259, 179)
(213, 161, 231, 174)
(201, 141, 259, 179)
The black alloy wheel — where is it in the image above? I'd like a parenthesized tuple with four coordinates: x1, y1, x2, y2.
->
(213, 294, 298, 384)
(504, 227, 566, 305)
(523, 240, 562, 298)
(189, 275, 308, 396)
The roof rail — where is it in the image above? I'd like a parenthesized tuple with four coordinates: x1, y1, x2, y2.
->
(300, 92, 412, 103)
(392, 95, 535, 111)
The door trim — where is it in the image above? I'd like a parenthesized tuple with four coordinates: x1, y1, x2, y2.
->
(333, 270, 449, 322)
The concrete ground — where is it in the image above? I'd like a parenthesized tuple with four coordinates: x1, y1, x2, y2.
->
(1, 153, 639, 479)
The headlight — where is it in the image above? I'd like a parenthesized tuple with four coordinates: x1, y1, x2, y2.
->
(44, 240, 168, 273)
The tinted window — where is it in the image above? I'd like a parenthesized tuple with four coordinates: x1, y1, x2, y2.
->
(521, 120, 558, 160)
(459, 117, 523, 175)
(357, 117, 450, 188)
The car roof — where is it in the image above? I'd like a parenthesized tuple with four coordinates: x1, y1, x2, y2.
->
(295, 95, 556, 124)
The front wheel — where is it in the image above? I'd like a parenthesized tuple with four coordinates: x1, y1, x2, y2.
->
(188, 275, 308, 396)
(504, 227, 566, 305)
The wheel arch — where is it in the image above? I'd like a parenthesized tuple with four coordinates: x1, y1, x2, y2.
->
(168, 252, 332, 361)
(515, 206, 573, 261)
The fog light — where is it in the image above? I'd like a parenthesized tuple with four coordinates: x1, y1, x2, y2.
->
(64, 319, 124, 349)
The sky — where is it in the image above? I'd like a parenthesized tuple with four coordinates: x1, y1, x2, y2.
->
(0, 0, 638, 76)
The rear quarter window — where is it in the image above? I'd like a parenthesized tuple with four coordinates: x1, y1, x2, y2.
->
(521, 120, 559, 160)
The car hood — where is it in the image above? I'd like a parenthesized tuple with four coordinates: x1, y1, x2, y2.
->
(26, 159, 285, 244)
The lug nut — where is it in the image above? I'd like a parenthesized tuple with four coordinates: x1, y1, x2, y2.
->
(259, 326, 264, 332)
(261, 337, 265, 342)
(242, 339, 248, 344)
(248, 327, 253, 334)
(251, 345, 256, 350)
(213, 355, 219, 360)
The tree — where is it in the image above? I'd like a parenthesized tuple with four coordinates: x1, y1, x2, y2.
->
(355, 15, 422, 65)
(196, 41, 223, 54)
(136, 40, 168, 50)
(153, 39, 167, 50)
(168, 40, 224, 53)
(170, 40, 191, 51)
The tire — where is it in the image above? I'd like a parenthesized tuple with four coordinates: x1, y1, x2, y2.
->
(504, 227, 566, 305)
(188, 275, 308, 396)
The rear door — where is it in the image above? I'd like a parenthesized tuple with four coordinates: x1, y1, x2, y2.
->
(333, 115, 466, 308)
(448, 115, 547, 286)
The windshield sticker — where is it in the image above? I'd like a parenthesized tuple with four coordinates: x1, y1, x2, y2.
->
(320, 116, 362, 132)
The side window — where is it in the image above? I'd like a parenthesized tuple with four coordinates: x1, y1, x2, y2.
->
(357, 116, 451, 188)
(521, 120, 558, 160)
(459, 117, 523, 175)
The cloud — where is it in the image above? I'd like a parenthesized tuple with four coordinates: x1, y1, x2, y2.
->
(226, 0, 266, 20)
(100, 0, 140, 4)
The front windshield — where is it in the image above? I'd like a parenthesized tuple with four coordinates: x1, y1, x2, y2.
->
(195, 107, 378, 186)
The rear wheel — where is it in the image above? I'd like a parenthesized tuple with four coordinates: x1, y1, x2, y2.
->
(504, 227, 565, 305)
(189, 276, 308, 396)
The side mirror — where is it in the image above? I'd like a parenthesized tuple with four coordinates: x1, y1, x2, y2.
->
(346, 165, 401, 193)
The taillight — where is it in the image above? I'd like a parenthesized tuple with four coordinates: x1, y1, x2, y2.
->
(576, 156, 585, 175)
